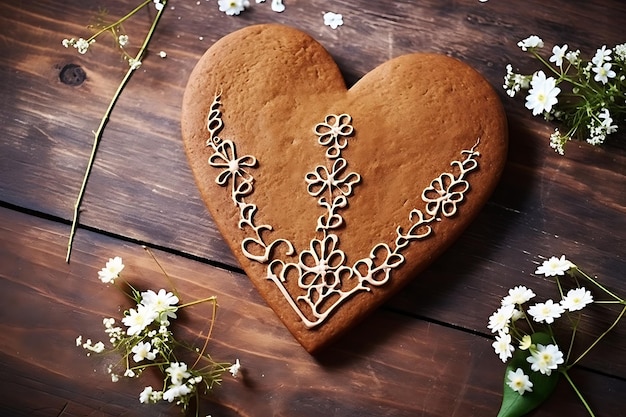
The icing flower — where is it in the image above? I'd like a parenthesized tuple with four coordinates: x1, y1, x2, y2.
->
(208, 140, 257, 186)
(298, 234, 347, 288)
(314, 113, 353, 158)
(305, 157, 360, 198)
(422, 173, 469, 217)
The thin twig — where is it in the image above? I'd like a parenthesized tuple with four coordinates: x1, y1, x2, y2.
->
(143, 246, 181, 301)
(568, 304, 626, 368)
(66, 2, 167, 262)
(562, 370, 596, 417)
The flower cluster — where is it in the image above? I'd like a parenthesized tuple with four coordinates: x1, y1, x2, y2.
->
(215, 0, 344, 29)
(218, 0, 285, 15)
(77, 256, 240, 413)
(61, 0, 166, 69)
(504, 36, 625, 154)
(490, 255, 626, 417)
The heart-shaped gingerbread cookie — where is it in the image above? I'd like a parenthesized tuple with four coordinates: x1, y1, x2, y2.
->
(182, 24, 507, 353)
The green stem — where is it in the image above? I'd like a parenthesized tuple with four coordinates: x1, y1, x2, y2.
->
(143, 246, 181, 301)
(568, 304, 626, 368)
(179, 296, 217, 310)
(564, 313, 581, 363)
(87, 0, 153, 42)
(577, 268, 624, 302)
(562, 370, 595, 417)
(66, 1, 167, 263)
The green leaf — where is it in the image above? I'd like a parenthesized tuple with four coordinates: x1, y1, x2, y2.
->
(497, 332, 561, 417)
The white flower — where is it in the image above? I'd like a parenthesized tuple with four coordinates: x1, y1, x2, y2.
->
(92, 341, 105, 353)
(517, 35, 544, 51)
(139, 386, 154, 404)
(141, 385, 166, 403)
(81, 338, 105, 353)
(103, 317, 115, 328)
(166, 362, 191, 385)
(218, 0, 250, 15)
(159, 50, 167, 58)
(615, 43, 626, 61)
(587, 132, 606, 146)
(323, 12, 344, 29)
(527, 343, 564, 375)
(511, 308, 524, 322)
(549, 44, 568, 67)
(118, 34, 129, 47)
(492, 331, 514, 362)
(502, 286, 536, 306)
(503, 64, 531, 97)
(62, 38, 72, 48)
(122, 304, 158, 336)
(128, 58, 142, 71)
(141, 289, 179, 322)
(132, 341, 157, 362)
(111, 374, 119, 382)
(507, 368, 533, 395)
(528, 299, 565, 324)
(76, 335, 82, 347)
(229, 358, 241, 378)
(535, 255, 574, 277)
(561, 287, 594, 312)
(124, 368, 136, 378)
(488, 304, 515, 334)
(592, 45, 612, 66)
(549, 128, 566, 155)
(525, 71, 561, 116)
(163, 383, 192, 402)
(271, 0, 285, 12)
(153, 0, 164, 11)
(598, 108, 618, 134)
(519, 334, 533, 350)
(74, 37, 92, 54)
(565, 49, 581, 65)
(98, 256, 124, 283)
(592, 62, 616, 84)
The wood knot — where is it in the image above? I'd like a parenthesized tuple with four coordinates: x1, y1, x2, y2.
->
(59, 64, 86, 86)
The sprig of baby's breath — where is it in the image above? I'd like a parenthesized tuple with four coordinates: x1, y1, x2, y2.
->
(489, 256, 625, 417)
(504, 36, 626, 154)
(77, 251, 241, 414)
(63, 0, 167, 263)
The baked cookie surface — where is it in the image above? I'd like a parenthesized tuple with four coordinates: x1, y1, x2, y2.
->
(182, 24, 508, 353)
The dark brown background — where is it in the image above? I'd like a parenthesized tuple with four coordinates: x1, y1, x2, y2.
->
(0, 0, 625, 416)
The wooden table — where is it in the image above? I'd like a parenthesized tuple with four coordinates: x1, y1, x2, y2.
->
(1, 0, 625, 416)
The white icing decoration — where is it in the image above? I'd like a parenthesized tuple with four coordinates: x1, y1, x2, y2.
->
(205, 93, 481, 328)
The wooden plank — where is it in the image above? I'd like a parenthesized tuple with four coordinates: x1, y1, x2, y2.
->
(1, 0, 625, 264)
(1, 0, 625, 381)
(1, 206, 625, 416)
(1, 0, 626, 409)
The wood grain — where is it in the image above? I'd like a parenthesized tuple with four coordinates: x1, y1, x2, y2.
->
(1, 207, 626, 417)
(1, 0, 625, 415)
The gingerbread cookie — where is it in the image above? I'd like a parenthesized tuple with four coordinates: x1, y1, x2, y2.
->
(181, 24, 507, 353)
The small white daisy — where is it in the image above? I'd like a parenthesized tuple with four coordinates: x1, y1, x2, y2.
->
(535, 255, 574, 277)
